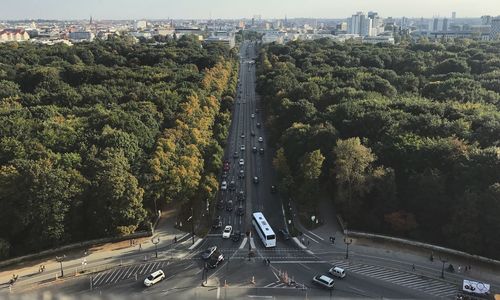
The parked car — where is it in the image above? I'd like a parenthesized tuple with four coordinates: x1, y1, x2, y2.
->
(312, 275, 335, 289)
(144, 270, 166, 287)
(207, 251, 224, 268)
(221, 181, 227, 191)
(279, 228, 290, 240)
(231, 231, 241, 242)
(226, 200, 233, 211)
(212, 216, 222, 229)
(329, 266, 346, 278)
(222, 225, 232, 238)
(201, 246, 218, 260)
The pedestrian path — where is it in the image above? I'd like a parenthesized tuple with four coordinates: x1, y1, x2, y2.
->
(91, 261, 169, 288)
(331, 260, 458, 298)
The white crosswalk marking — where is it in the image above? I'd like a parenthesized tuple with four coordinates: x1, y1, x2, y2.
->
(331, 260, 457, 297)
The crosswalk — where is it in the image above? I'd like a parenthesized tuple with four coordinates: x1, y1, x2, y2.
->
(91, 261, 169, 288)
(331, 260, 458, 298)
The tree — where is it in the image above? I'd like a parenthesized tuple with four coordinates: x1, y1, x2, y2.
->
(332, 137, 376, 217)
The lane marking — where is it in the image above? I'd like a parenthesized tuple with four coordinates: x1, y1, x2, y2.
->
(239, 237, 248, 249)
(302, 233, 319, 244)
(298, 263, 311, 271)
(307, 230, 325, 241)
(217, 287, 221, 299)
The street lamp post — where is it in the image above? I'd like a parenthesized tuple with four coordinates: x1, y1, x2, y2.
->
(439, 257, 448, 279)
(191, 207, 195, 244)
(344, 237, 353, 259)
(152, 237, 160, 258)
(55, 255, 65, 278)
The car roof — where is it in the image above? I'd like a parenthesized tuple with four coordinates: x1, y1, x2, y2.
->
(150, 270, 164, 276)
(318, 275, 334, 283)
(332, 267, 344, 272)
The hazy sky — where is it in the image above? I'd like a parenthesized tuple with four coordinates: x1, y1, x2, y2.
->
(1, 0, 499, 20)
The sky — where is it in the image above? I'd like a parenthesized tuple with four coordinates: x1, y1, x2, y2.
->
(1, 0, 499, 20)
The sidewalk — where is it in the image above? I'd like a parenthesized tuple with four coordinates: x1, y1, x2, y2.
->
(0, 208, 193, 292)
(292, 197, 500, 291)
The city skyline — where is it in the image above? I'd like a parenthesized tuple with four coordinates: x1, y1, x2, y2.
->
(1, 0, 499, 20)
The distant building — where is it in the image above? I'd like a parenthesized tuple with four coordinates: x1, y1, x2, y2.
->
(442, 18, 449, 32)
(134, 20, 147, 31)
(452, 12, 457, 20)
(491, 16, 500, 40)
(69, 31, 94, 42)
(348, 12, 373, 36)
(363, 35, 395, 44)
(204, 35, 235, 49)
(432, 18, 439, 31)
(0, 28, 30, 43)
(481, 15, 492, 25)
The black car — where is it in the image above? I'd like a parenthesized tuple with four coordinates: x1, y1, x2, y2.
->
(201, 246, 218, 260)
(251, 131, 256, 136)
(217, 200, 224, 210)
(233, 152, 239, 159)
(259, 148, 264, 154)
(270, 185, 277, 193)
(231, 231, 241, 242)
(212, 216, 222, 229)
(238, 169, 245, 179)
(252, 146, 257, 153)
(236, 206, 245, 216)
(237, 190, 245, 201)
(207, 251, 224, 268)
(253, 176, 259, 184)
(256, 122, 261, 128)
(279, 228, 291, 240)
(226, 200, 233, 211)
(229, 180, 236, 191)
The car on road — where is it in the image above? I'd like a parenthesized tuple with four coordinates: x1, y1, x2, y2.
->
(329, 266, 346, 278)
(201, 246, 218, 260)
(143, 270, 165, 287)
(223, 161, 230, 171)
(241, 133, 245, 138)
(233, 152, 239, 159)
(253, 176, 259, 184)
(270, 185, 277, 193)
(312, 274, 335, 289)
(222, 225, 233, 238)
(231, 231, 241, 242)
(222, 172, 228, 180)
(239, 158, 244, 166)
(237, 190, 245, 201)
(240, 145, 245, 151)
(226, 200, 233, 211)
(258, 137, 263, 143)
(251, 131, 255, 136)
(239, 169, 245, 179)
(229, 180, 235, 191)
(236, 206, 245, 216)
(207, 251, 224, 268)
(259, 148, 264, 154)
(279, 228, 290, 240)
(251, 113, 255, 119)
(212, 216, 222, 229)
(217, 200, 224, 210)
(252, 146, 257, 153)
(256, 122, 261, 128)
(221, 181, 227, 191)
(255, 108, 259, 113)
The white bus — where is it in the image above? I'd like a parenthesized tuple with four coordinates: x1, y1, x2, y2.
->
(252, 212, 276, 247)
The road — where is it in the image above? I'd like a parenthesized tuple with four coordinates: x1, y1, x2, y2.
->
(12, 40, 475, 299)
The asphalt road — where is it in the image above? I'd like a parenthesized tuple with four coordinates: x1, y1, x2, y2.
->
(17, 41, 463, 299)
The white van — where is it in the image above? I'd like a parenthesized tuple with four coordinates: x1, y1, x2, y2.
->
(144, 270, 165, 287)
(329, 266, 346, 278)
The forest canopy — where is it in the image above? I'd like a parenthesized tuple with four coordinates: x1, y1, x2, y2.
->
(0, 36, 238, 258)
(257, 39, 500, 259)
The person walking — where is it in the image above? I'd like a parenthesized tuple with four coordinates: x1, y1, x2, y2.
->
(412, 264, 415, 271)
(139, 243, 142, 251)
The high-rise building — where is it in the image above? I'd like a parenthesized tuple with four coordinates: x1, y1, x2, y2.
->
(432, 18, 439, 31)
(347, 12, 373, 36)
(442, 18, 449, 32)
(481, 15, 492, 25)
(490, 16, 500, 40)
(452, 12, 456, 20)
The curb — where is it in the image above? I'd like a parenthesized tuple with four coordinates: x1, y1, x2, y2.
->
(188, 238, 203, 250)
(292, 237, 307, 250)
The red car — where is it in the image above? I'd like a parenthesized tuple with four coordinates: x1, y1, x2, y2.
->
(223, 161, 230, 171)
